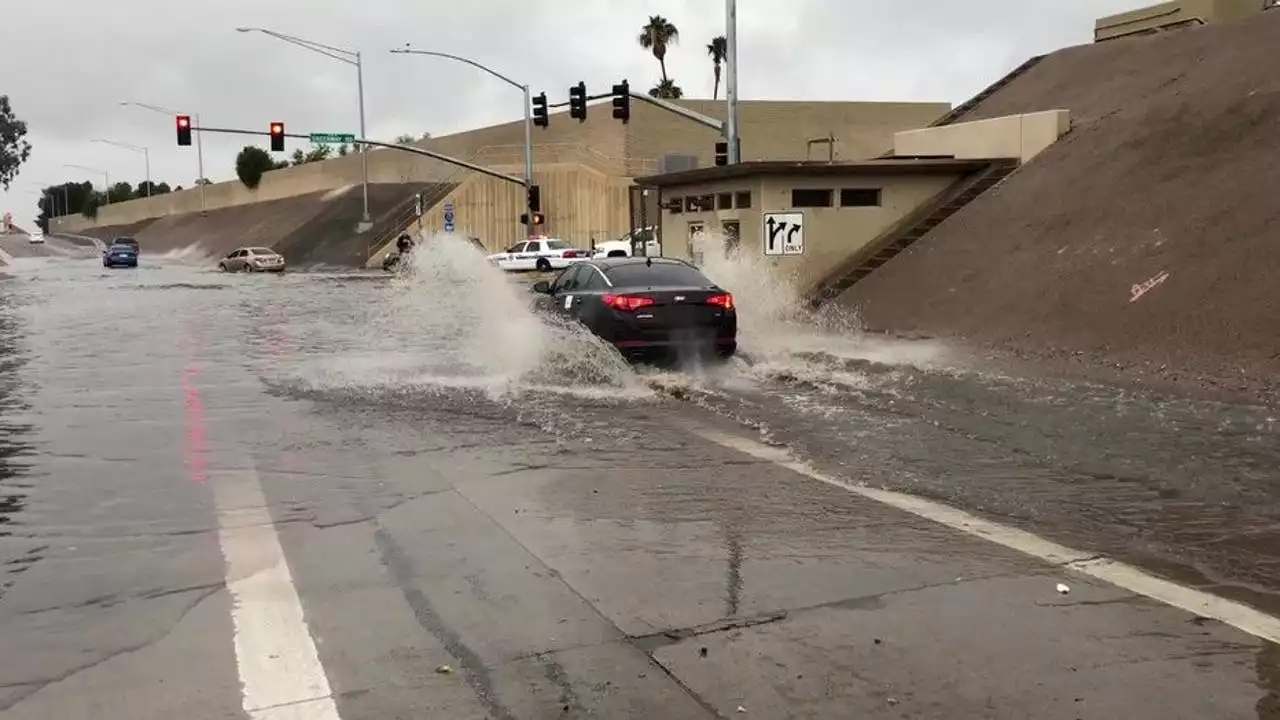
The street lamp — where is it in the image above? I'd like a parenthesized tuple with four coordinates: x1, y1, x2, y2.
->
(119, 100, 207, 212)
(390, 46, 533, 233)
(91, 139, 151, 196)
(65, 164, 111, 205)
(237, 26, 371, 227)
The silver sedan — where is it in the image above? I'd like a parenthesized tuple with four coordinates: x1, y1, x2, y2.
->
(219, 247, 286, 273)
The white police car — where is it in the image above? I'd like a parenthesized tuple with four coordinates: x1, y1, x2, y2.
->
(485, 237, 591, 272)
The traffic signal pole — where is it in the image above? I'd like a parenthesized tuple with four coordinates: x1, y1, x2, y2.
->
(522, 84, 534, 238)
(190, 125, 526, 186)
(725, 0, 741, 164)
(626, 92, 724, 133)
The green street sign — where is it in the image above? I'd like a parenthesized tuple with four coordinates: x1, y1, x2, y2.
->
(309, 132, 355, 144)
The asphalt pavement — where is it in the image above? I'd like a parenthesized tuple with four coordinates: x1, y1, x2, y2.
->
(1, 245, 1278, 719)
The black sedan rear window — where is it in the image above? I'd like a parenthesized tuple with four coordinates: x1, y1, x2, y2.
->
(605, 262, 711, 287)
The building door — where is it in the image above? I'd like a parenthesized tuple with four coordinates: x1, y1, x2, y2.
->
(687, 221, 705, 264)
(722, 221, 741, 255)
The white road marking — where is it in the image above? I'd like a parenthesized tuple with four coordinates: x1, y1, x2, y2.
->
(694, 426, 1280, 644)
(213, 468, 343, 720)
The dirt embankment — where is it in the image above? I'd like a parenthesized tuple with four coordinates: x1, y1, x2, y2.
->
(840, 14, 1280, 404)
(78, 183, 439, 265)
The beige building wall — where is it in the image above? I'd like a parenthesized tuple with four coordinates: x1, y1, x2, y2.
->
(656, 169, 965, 292)
(625, 100, 950, 173)
(366, 164, 633, 266)
(51, 99, 948, 236)
(893, 110, 1070, 163)
(1095, 0, 1267, 41)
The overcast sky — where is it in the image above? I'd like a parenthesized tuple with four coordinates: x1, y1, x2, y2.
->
(0, 0, 1148, 229)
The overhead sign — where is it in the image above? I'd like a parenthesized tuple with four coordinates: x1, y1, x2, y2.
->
(443, 202, 455, 233)
(763, 212, 804, 256)
(309, 132, 355, 144)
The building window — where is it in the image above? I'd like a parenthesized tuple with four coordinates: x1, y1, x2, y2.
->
(735, 191, 752, 209)
(791, 188, 833, 208)
(840, 188, 882, 207)
(668, 196, 683, 214)
(685, 194, 715, 212)
(717, 192, 733, 210)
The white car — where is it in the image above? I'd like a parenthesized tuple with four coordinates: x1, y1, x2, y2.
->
(27, 232, 45, 244)
(486, 237, 590, 272)
(591, 227, 661, 258)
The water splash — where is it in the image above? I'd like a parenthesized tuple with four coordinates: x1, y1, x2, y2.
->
(297, 232, 646, 401)
(688, 229, 949, 387)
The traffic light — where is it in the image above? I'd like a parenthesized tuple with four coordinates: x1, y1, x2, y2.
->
(568, 81, 587, 121)
(714, 139, 740, 166)
(611, 80, 630, 123)
(176, 115, 192, 146)
(269, 122, 285, 152)
(527, 184, 541, 213)
(520, 213, 545, 226)
(532, 92, 548, 128)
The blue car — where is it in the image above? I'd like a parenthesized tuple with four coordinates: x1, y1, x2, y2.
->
(103, 242, 138, 268)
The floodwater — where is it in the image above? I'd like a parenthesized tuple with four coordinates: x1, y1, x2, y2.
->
(1, 235, 1278, 718)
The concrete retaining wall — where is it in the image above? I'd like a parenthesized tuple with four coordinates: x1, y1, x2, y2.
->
(893, 110, 1070, 163)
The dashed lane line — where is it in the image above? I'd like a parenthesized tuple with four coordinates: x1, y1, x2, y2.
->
(212, 467, 343, 720)
(693, 426, 1280, 644)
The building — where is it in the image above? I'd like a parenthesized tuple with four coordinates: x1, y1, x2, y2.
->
(49, 98, 949, 264)
(1094, 0, 1273, 41)
(635, 110, 1069, 304)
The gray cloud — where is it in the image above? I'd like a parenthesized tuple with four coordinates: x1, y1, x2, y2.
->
(0, 0, 1147, 228)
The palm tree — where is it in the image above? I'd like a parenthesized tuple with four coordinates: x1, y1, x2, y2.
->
(708, 36, 727, 100)
(638, 15, 679, 84)
(648, 79, 684, 99)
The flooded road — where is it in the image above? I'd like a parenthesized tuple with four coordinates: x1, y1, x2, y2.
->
(1, 242, 1278, 719)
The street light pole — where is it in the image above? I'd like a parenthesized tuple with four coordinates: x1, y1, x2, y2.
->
(238, 27, 371, 227)
(390, 47, 533, 236)
(725, 0, 741, 164)
(91, 139, 152, 196)
(66, 164, 111, 204)
(120, 101, 207, 211)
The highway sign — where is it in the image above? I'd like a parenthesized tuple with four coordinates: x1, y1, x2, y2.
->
(443, 202, 455, 233)
(309, 132, 355, 144)
(763, 212, 804, 256)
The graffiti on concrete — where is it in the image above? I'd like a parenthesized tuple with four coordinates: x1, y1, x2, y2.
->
(1130, 270, 1170, 303)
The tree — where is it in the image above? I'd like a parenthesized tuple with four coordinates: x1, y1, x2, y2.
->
(337, 143, 349, 156)
(235, 145, 277, 189)
(81, 192, 101, 220)
(708, 36, 727, 100)
(393, 132, 431, 145)
(108, 182, 134, 204)
(289, 143, 333, 166)
(34, 181, 95, 232)
(194, 177, 213, 185)
(638, 15, 679, 84)
(134, 180, 172, 198)
(649, 79, 684, 99)
(0, 95, 31, 192)
(174, 185, 184, 192)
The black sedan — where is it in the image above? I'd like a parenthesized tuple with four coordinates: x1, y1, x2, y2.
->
(531, 257, 737, 362)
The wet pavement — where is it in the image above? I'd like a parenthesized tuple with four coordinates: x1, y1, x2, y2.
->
(1, 243, 1279, 719)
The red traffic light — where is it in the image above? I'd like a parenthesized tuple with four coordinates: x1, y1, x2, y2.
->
(176, 115, 193, 146)
(269, 123, 283, 134)
(269, 122, 285, 152)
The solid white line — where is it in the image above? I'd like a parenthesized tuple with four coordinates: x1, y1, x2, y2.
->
(693, 426, 1280, 644)
(213, 468, 343, 720)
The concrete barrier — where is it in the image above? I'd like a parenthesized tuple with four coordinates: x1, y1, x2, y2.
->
(892, 110, 1070, 163)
